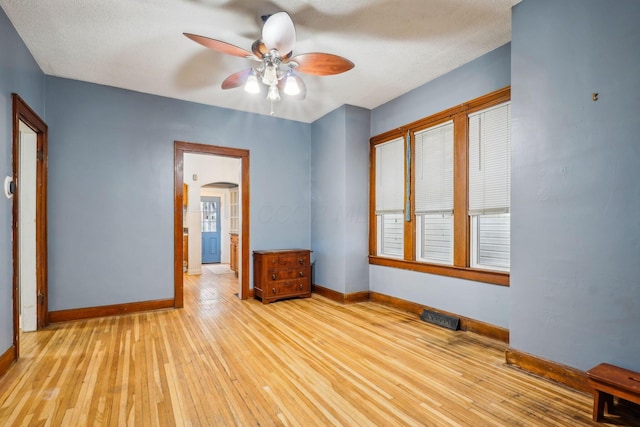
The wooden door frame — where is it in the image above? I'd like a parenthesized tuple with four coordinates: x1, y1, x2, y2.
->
(12, 93, 49, 359)
(174, 141, 251, 307)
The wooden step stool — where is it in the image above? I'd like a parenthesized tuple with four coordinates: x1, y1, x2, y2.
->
(586, 363, 640, 422)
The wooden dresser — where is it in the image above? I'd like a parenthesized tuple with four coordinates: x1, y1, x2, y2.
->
(253, 249, 312, 304)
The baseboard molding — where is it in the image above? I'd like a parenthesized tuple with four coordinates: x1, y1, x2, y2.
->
(0, 346, 17, 379)
(312, 284, 370, 304)
(48, 298, 175, 323)
(370, 291, 510, 343)
(505, 348, 590, 394)
(345, 291, 370, 304)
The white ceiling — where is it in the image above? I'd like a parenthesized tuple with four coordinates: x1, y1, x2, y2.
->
(1, 0, 520, 123)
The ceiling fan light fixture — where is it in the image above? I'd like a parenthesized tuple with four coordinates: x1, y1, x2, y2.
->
(283, 73, 300, 96)
(244, 72, 260, 94)
(185, 10, 353, 117)
(267, 84, 281, 102)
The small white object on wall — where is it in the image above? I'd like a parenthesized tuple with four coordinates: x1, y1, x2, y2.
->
(4, 176, 15, 199)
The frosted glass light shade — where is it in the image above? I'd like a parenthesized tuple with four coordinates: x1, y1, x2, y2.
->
(284, 74, 300, 96)
(244, 73, 260, 94)
(262, 65, 278, 86)
(267, 84, 281, 102)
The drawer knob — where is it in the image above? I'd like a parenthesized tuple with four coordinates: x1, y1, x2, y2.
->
(272, 288, 276, 294)
(299, 271, 304, 277)
(298, 283, 303, 290)
(272, 274, 276, 280)
(298, 258, 304, 265)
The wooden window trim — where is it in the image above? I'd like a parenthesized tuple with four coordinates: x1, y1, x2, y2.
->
(369, 87, 511, 287)
(369, 256, 509, 286)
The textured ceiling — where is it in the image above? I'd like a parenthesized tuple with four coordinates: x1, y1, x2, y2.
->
(1, 0, 520, 123)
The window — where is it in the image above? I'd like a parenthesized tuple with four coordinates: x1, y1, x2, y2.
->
(468, 102, 511, 271)
(375, 137, 405, 258)
(201, 200, 218, 232)
(414, 121, 454, 265)
(369, 87, 510, 286)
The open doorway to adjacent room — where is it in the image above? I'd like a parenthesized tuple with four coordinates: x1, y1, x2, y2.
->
(174, 142, 250, 308)
(11, 94, 49, 361)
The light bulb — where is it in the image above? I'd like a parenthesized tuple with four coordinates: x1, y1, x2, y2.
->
(267, 84, 280, 102)
(244, 73, 260, 94)
(284, 73, 300, 96)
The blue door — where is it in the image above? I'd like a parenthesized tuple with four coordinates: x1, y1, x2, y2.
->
(201, 197, 221, 263)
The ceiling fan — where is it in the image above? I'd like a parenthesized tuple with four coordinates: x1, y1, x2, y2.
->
(184, 12, 354, 115)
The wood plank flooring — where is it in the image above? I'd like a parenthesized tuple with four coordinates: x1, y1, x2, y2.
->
(0, 264, 637, 426)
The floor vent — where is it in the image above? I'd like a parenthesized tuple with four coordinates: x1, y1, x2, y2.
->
(420, 309, 460, 331)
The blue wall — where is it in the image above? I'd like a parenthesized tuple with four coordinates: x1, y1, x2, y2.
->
(343, 106, 371, 294)
(369, 44, 512, 328)
(311, 105, 370, 295)
(0, 8, 45, 357)
(45, 77, 310, 310)
(510, 0, 640, 371)
(311, 107, 347, 291)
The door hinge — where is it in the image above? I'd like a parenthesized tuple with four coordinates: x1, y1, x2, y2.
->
(37, 149, 44, 161)
(38, 292, 45, 305)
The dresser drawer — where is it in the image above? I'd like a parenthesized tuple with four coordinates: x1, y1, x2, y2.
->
(268, 268, 309, 281)
(265, 280, 310, 298)
(276, 253, 310, 268)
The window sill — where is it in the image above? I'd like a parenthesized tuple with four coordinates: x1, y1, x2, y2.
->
(368, 256, 509, 286)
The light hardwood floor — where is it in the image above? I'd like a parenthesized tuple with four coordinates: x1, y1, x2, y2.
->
(0, 264, 636, 426)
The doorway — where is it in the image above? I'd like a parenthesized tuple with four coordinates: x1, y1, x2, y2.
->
(174, 141, 250, 307)
(201, 196, 221, 264)
(12, 94, 49, 360)
(18, 122, 37, 332)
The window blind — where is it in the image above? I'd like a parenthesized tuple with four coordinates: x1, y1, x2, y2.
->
(381, 213, 404, 257)
(375, 137, 404, 213)
(414, 121, 454, 214)
(468, 102, 511, 215)
(474, 213, 510, 269)
(419, 214, 453, 264)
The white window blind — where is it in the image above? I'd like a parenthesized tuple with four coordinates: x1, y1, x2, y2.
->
(468, 102, 511, 215)
(472, 213, 510, 270)
(375, 137, 404, 213)
(418, 214, 453, 264)
(381, 213, 404, 257)
(414, 121, 454, 214)
(414, 121, 454, 265)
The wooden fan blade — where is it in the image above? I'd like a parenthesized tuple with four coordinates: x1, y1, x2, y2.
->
(184, 33, 254, 58)
(289, 53, 354, 76)
(221, 69, 252, 90)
